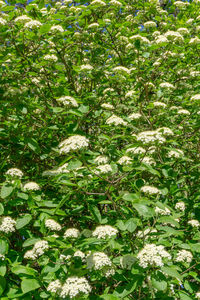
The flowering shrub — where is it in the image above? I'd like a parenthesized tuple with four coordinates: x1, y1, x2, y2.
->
(0, 0, 200, 299)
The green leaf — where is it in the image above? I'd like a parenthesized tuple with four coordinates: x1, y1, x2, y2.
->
(0, 204, 4, 215)
(101, 295, 119, 300)
(89, 205, 102, 223)
(0, 239, 8, 255)
(125, 218, 137, 233)
(16, 215, 32, 229)
(0, 276, 6, 296)
(0, 265, 6, 277)
(26, 138, 40, 153)
(151, 277, 167, 291)
(1, 184, 14, 199)
(11, 265, 38, 277)
(161, 266, 182, 281)
(39, 24, 51, 34)
(178, 291, 193, 300)
(22, 238, 41, 248)
(132, 203, 153, 218)
(21, 279, 40, 294)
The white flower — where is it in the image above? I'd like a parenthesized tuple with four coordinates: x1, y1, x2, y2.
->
(60, 277, 91, 299)
(80, 64, 93, 71)
(137, 130, 165, 144)
(24, 20, 42, 29)
(141, 185, 160, 195)
(144, 21, 157, 28)
(164, 31, 184, 42)
(175, 250, 193, 263)
(103, 88, 114, 94)
(177, 27, 189, 35)
(196, 292, 200, 299)
(90, 0, 106, 6)
(6, 168, 23, 178)
(94, 156, 108, 165)
(88, 22, 99, 28)
(57, 96, 78, 107)
(23, 182, 40, 191)
(160, 82, 175, 89)
(137, 244, 171, 268)
(0, 254, 5, 260)
(43, 54, 58, 62)
(0, 217, 16, 234)
(130, 34, 150, 44)
(47, 280, 62, 293)
(188, 220, 200, 227)
(60, 254, 72, 261)
(117, 156, 132, 165)
(33, 240, 49, 256)
(155, 206, 171, 215)
(24, 250, 37, 260)
(126, 147, 146, 154)
(101, 103, 114, 110)
(95, 164, 112, 174)
(153, 102, 166, 108)
(0, 16, 7, 25)
(14, 15, 32, 24)
(157, 127, 174, 136)
(113, 66, 130, 75)
(45, 219, 61, 231)
(105, 268, 115, 277)
(155, 35, 168, 44)
(129, 112, 142, 120)
(86, 252, 112, 270)
(92, 225, 118, 239)
(110, 0, 122, 6)
(125, 90, 135, 98)
(74, 250, 85, 259)
(50, 25, 64, 33)
(177, 109, 190, 115)
(64, 228, 80, 238)
(141, 156, 156, 166)
(189, 37, 200, 45)
(106, 115, 127, 126)
(174, 1, 188, 8)
(191, 94, 200, 101)
(59, 135, 89, 154)
(175, 202, 185, 211)
(168, 149, 184, 158)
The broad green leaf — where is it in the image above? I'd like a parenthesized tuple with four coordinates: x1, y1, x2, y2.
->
(161, 266, 182, 281)
(22, 238, 41, 248)
(21, 279, 40, 294)
(11, 265, 38, 276)
(26, 138, 40, 153)
(0, 239, 8, 255)
(0, 204, 4, 215)
(132, 203, 153, 218)
(16, 215, 32, 229)
(125, 218, 137, 233)
(1, 184, 13, 199)
(0, 276, 6, 296)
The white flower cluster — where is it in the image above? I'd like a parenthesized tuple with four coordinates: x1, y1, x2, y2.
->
(191, 94, 200, 101)
(141, 185, 160, 195)
(24, 182, 40, 191)
(80, 64, 93, 71)
(106, 115, 127, 126)
(117, 156, 132, 165)
(137, 130, 165, 144)
(24, 240, 49, 259)
(130, 34, 150, 44)
(86, 252, 112, 270)
(188, 220, 200, 227)
(153, 101, 166, 108)
(101, 103, 114, 110)
(175, 202, 185, 211)
(164, 31, 184, 42)
(137, 244, 171, 268)
(125, 90, 135, 98)
(43, 54, 58, 62)
(24, 20, 42, 29)
(94, 155, 108, 165)
(74, 250, 85, 259)
(50, 25, 64, 33)
(57, 96, 78, 107)
(90, 0, 106, 6)
(64, 228, 80, 238)
(168, 149, 184, 158)
(92, 225, 118, 239)
(110, 0, 122, 6)
(157, 127, 174, 136)
(0, 217, 16, 234)
(141, 156, 156, 166)
(175, 250, 193, 263)
(144, 21, 157, 28)
(129, 112, 142, 120)
(47, 280, 62, 293)
(196, 292, 200, 299)
(6, 168, 23, 178)
(0, 17, 6, 25)
(59, 135, 89, 154)
(160, 82, 175, 89)
(14, 15, 32, 23)
(126, 147, 145, 154)
(45, 219, 61, 231)
(95, 164, 112, 174)
(155, 206, 171, 215)
(189, 37, 200, 45)
(113, 66, 130, 75)
(60, 277, 91, 298)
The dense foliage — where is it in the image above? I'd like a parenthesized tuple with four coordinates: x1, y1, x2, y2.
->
(0, 0, 200, 299)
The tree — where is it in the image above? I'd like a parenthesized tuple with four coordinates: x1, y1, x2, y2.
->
(0, 0, 200, 298)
